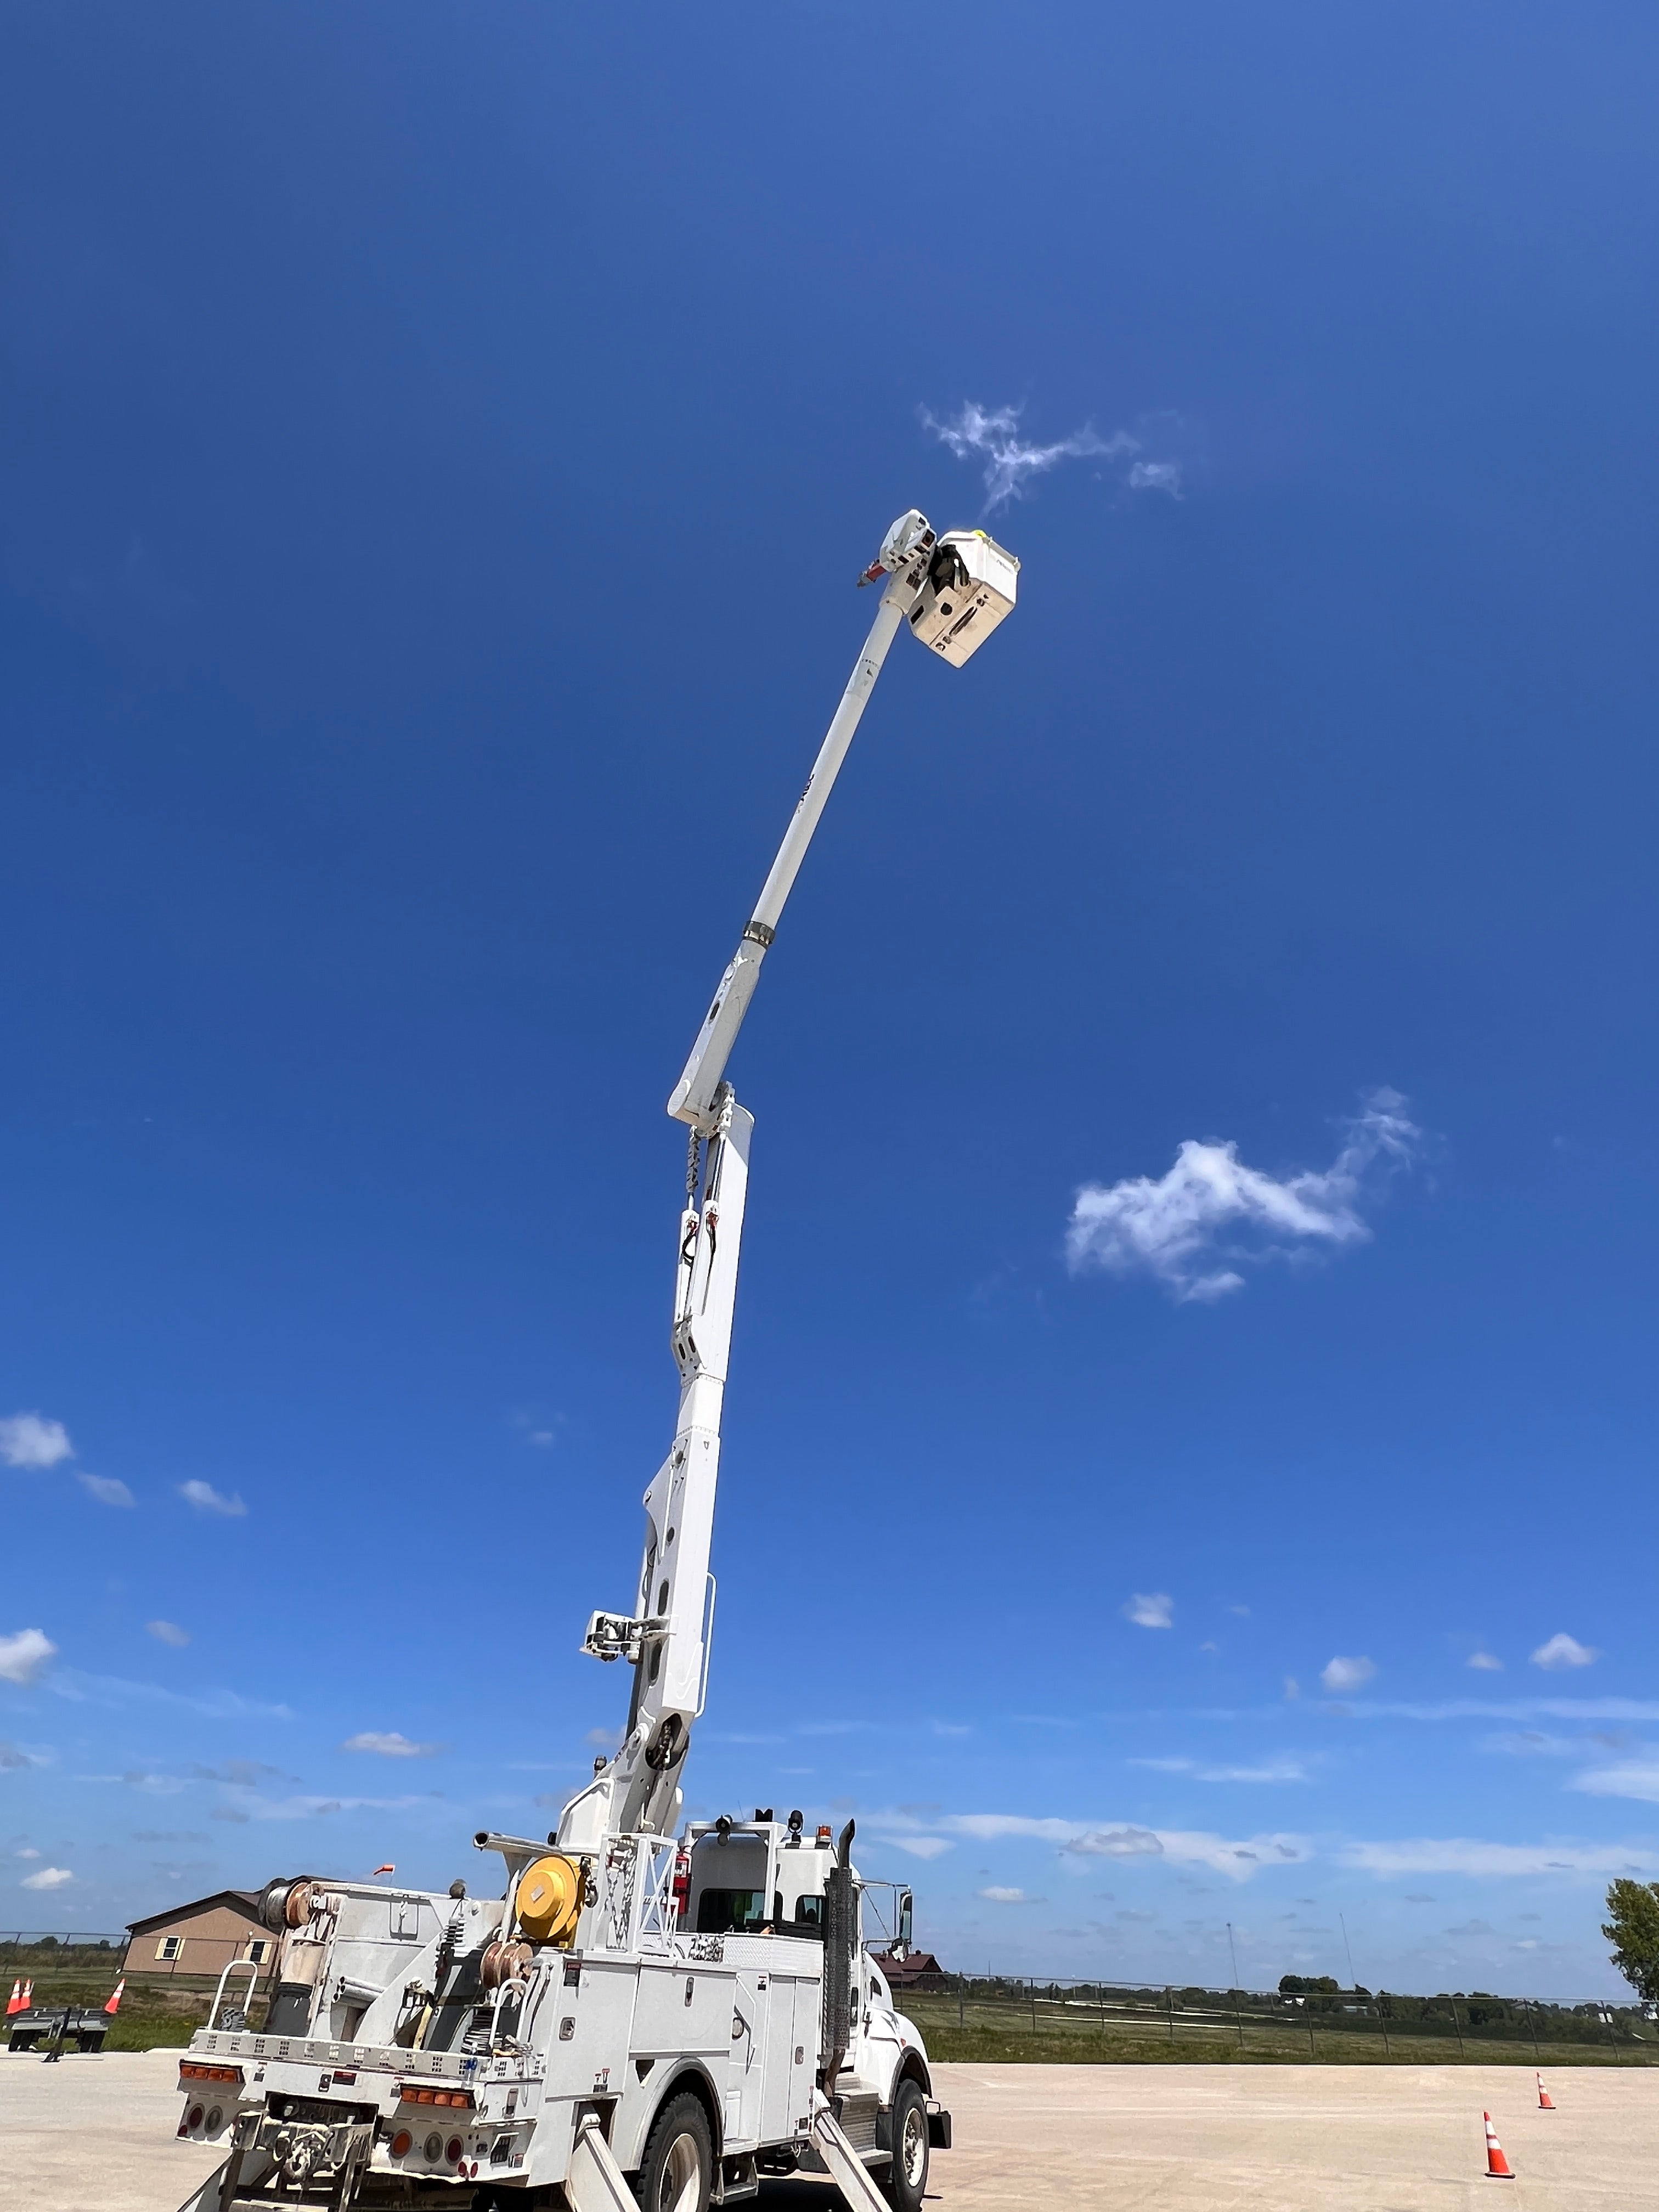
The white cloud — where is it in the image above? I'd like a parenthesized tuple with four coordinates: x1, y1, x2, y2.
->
(1340, 1836, 1659, 1878)
(939, 1812, 1307, 1880)
(1467, 1651, 1503, 1672)
(0, 1628, 57, 1685)
(584, 1728, 620, 1750)
(1066, 1090, 1419, 1302)
(1133, 1756, 1307, 1784)
(1123, 1592, 1173, 1629)
(179, 1480, 247, 1518)
(1531, 1633, 1597, 1671)
(0, 1413, 73, 1469)
(1322, 1655, 1377, 1694)
(79, 1473, 134, 1508)
(146, 1621, 190, 1647)
(16, 1846, 41, 1858)
(1127, 460, 1182, 495)
(882, 1835, 953, 1861)
(922, 400, 1178, 512)
(977, 1886, 1034, 1903)
(340, 1731, 442, 1758)
(1570, 1759, 1659, 1805)
(21, 1865, 74, 1890)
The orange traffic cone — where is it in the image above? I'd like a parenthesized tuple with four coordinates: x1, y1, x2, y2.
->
(4, 1978, 22, 2017)
(104, 1977, 126, 2016)
(1536, 2072, 1554, 2109)
(1483, 2112, 1515, 2179)
(20, 1979, 33, 2010)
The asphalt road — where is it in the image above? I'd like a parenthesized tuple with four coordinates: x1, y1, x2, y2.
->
(3, 2049, 1653, 2211)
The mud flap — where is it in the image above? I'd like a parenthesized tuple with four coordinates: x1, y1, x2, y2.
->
(810, 2099, 891, 2212)
(565, 2112, 638, 2212)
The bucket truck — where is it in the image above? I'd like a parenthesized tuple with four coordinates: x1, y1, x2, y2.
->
(170, 510, 1019, 2212)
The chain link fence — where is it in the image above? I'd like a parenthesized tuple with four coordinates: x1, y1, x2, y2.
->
(887, 1974, 1658, 2066)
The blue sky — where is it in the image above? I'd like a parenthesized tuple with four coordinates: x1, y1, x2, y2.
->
(3, 6, 1658, 1999)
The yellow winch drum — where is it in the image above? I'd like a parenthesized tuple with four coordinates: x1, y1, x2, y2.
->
(514, 1854, 583, 1946)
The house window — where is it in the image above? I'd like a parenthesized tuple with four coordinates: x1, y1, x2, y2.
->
(246, 1939, 270, 1965)
(156, 1935, 184, 1961)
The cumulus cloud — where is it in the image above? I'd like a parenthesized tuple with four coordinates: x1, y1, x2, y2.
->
(1123, 1592, 1173, 1629)
(0, 1413, 73, 1468)
(146, 1621, 190, 1647)
(21, 1865, 74, 1890)
(1467, 1651, 1503, 1672)
(922, 400, 1181, 511)
(341, 1731, 443, 1758)
(80, 1473, 134, 1508)
(179, 1480, 247, 1518)
(1531, 1633, 1597, 1671)
(1066, 1090, 1419, 1302)
(0, 1628, 57, 1685)
(1322, 1656, 1377, 1694)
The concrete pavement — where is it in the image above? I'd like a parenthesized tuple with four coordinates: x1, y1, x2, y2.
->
(2, 2047, 1654, 2210)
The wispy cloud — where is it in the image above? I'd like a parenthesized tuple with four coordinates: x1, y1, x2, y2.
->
(922, 400, 1182, 512)
(1467, 1651, 1503, 1672)
(146, 1621, 190, 1647)
(1123, 1592, 1173, 1629)
(1066, 1091, 1419, 1302)
(1133, 1756, 1307, 1784)
(341, 1731, 443, 1758)
(0, 1413, 72, 1469)
(1322, 1656, 1378, 1694)
(0, 1628, 57, 1685)
(21, 1865, 74, 1890)
(180, 1479, 247, 1518)
(1570, 1756, 1659, 1805)
(45, 1667, 290, 1720)
(78, 1473, 134, 1508)
(940, 1812, 1308, 1881)
(1531, 1633, 1597, 1671)
(977, 1886, 1039, 1904)
(1336, 1698, 1659, 1723)
(1340, 1836, 1659, 1878)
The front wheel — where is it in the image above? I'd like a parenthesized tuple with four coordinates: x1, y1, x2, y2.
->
(883, 2079, 928, 2212)
(634, 2092, 713, 2212)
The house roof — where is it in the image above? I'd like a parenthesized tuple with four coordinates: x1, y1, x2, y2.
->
(125, 1889, 265, 1937)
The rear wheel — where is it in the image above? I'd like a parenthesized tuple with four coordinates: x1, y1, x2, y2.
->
(635, 2092, 713, 2212)
(883, 2079, 928, 2212)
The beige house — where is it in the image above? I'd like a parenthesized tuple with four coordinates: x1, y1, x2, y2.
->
(123, 1891, 275, 1984)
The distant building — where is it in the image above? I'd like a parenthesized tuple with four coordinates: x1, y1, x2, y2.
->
(873, 1950, 946, 1990)
(123, 1891, 275, 1984)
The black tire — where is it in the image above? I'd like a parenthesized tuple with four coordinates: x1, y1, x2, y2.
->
(634, 2091, 714, 2212)
(883, 2079, 928, 2212)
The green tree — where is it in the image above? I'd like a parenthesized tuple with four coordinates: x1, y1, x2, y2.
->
(1602, 1878, 1659, 2004)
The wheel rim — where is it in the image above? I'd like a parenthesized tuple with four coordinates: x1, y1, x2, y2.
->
(657, 2128, 704, 2212)
(901, 2103, 928, 2189)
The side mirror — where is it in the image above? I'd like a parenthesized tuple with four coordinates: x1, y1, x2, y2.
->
(897, 1888, 913, 1957)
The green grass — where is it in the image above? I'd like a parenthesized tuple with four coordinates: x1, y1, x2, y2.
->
(900, 1995, 1657, 2068)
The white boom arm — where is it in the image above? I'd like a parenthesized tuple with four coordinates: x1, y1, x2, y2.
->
(667, 512, 938, 1135)
(560, 509, 1009, 1849)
